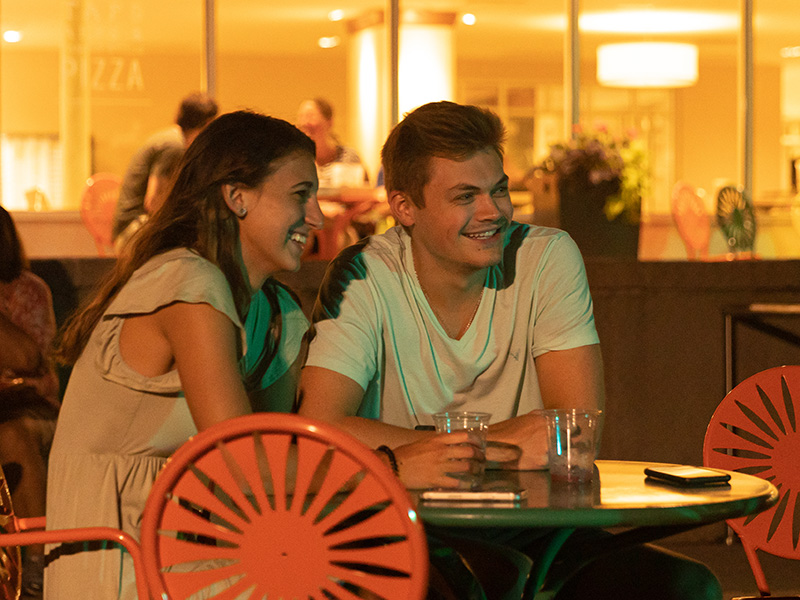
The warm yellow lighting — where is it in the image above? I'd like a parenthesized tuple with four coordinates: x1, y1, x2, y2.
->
(349, 10, 455, 181)
(398, 24, 454, 117)
(597, 43, 698, 88)
(318, 36, 340, 49)
(353, 27, 382, 181)
(3, 30, 22, 43)
(328, 9, 344, 22)
(582, 10, 735, 34)
(782, 60, 800, 120)
(782, 46, 800, 59)
(461, 13, 476, 26)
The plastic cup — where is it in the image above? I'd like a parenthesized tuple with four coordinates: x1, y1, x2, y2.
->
(541, 409, 603, 483)
(432, 411, 491, 487)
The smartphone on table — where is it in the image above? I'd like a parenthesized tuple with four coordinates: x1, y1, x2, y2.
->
(644, 465, 731, 487)
(419, 489, 527, 503)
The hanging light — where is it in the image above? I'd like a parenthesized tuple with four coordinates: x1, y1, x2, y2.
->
(597, 42, 698, 88)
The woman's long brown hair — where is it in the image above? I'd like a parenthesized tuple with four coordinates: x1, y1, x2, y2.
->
(57, 110, 315, 365)
(0, 206, 28, 282)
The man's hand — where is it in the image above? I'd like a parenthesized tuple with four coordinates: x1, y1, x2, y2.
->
(486, 411, 549, 470)
(392, 432, 485, 490)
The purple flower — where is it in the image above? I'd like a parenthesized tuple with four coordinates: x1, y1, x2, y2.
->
(540, 125, 648, 223)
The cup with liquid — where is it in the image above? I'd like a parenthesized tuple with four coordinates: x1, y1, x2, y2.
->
(432, 411, 491, 487)
(541, 409, 603, 484)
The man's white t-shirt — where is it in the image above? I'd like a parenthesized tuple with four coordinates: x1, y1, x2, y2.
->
(305, 222, 599, 428)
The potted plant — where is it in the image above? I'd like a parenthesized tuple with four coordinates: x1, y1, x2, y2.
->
(539, 125, 649, 258)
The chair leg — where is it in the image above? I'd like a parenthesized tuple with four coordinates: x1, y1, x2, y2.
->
(741, 538, 770, 596)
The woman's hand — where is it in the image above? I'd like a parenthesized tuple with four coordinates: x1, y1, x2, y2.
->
(486, 412, 549, 471)
(392, 432, 485, 490)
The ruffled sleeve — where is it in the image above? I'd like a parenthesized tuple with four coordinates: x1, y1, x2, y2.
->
(92, 249, 244, 394)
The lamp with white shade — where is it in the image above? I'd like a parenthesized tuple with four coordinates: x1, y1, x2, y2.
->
(597, 42, 699, 88)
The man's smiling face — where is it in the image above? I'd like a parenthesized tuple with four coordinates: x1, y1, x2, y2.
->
(405, 148, 512, 275)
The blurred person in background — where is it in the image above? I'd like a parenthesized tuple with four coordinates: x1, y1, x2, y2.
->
(0, 206, 60, 598)
(112, 92, 218, 251)
(296, 97, 368, 188)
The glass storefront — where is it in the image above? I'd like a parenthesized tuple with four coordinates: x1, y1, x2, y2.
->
(1, 1, 798, 258)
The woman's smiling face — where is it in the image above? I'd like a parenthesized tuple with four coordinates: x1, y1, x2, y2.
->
(235, 150, 322, 288)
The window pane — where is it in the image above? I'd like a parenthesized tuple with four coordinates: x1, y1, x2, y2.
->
(0, 0, 204, 210)
(216, 1, 387, 185)
(580, 0, 738, 218)
(756, 0, 800, 202)
(441, 0, 563, 214)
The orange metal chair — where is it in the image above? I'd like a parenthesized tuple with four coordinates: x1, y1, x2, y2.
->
(80, 172, 121, 256)
(703, 366, 800, 599)
(671, 181, 710, 260)
(0, 465, 148, 600)
(140, 413, 429, 600)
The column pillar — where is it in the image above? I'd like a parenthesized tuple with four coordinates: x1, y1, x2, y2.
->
(347, 10, 456, 182)
(60, 0, 91, 209)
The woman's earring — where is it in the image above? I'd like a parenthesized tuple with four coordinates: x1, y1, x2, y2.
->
(237, 206, 248, 218)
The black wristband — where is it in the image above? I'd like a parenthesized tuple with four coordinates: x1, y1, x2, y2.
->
(376, 445, 399, 475)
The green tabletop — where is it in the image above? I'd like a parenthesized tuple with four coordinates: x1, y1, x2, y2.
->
(414, 459, 779, 529)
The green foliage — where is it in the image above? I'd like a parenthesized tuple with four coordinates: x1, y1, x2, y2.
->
(541, 125, 649, 223)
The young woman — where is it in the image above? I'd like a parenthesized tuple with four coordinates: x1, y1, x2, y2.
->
(44, 111, 323, 599)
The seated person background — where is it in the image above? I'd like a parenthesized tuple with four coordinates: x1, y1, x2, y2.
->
(298, 101, 722, 600)
(112, 92, 218, 251)
(0, 206, 60, 597)
(296, 97, 368, 188)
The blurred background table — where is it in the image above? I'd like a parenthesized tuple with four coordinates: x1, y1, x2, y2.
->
(308, 187, 388, 260)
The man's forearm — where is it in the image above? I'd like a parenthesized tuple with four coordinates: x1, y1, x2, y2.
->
(330, 415, 432, 450)
(298, 366, 432, 450)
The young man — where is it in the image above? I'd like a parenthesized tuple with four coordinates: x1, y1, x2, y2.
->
(300, 101, 602, 487)
(299, 101, 721, 599)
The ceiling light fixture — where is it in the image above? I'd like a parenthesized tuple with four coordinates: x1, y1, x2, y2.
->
(3, 30, 22, 43)
(582, 10, 735, 34)
(318, 36, 340, 49)
(328, 9, 344, 22)
(461, 13, 476, 26)
(781, 46, 800, 59)
(597, 42, 698, 88)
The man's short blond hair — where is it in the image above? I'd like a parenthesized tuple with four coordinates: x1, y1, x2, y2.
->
(381, 101, 506, 207)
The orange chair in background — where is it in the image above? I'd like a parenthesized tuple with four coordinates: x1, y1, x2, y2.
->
(703, 366, 800, 599)
(140, 413, 429, 600)
(80, 172, 121, 257)
(0, 465, 148, 600)
(670, 181, 710, 260)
